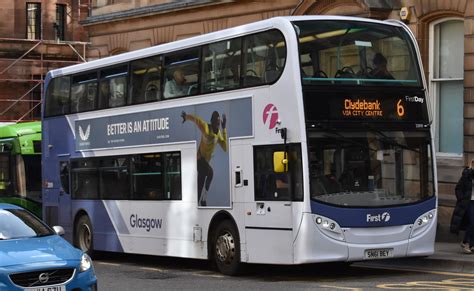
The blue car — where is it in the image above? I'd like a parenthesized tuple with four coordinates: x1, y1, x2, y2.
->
(0, 203, 97, 290)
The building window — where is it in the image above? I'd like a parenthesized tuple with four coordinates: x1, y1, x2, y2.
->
(430, 19, 464, 154)
(55, 4, 66, 41)
(26, 3, 41, 40)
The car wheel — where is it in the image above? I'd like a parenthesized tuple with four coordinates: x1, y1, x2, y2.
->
(75, 215, 94, 256)
(213, 220, 241, 275)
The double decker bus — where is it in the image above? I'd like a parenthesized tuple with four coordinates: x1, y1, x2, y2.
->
(0, 122, 42, 217)
(42, 16, 436, 275)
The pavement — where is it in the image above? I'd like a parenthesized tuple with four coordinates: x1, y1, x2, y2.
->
(355, 228, 474, 275)
(356, 241, 474, 275)
(357, 195, 474, 275)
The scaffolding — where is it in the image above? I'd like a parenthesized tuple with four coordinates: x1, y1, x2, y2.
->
(0, 38, 88, 122)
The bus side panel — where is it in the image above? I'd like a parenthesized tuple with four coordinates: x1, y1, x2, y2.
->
(67, 146, 208, 259)
(95, 200, 208, 259)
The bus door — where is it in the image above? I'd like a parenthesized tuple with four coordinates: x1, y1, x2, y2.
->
(57, 159, 72, 231)
(240, 144, 295, 264)
(0, 152, 11, 194)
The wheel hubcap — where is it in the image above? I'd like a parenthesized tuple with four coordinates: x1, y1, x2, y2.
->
(216, 231, 235, 264)
(79, 223, 92, 251)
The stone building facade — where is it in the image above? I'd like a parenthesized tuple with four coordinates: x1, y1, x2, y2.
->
(82, 0, 474, 237)
(0, 0, 89, 121)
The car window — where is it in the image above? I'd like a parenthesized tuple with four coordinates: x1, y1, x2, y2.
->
(0, 209, 53, 240)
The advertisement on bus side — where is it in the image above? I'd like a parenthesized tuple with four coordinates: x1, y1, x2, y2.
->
(75, 98, 252, 207)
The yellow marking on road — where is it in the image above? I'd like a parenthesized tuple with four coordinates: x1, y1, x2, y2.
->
(319, 285, 361, 290)
(140, 267, 163, 272)
(96, 262, 121, 267)
(354, 264, 474, 278)
(378, 278, 474, 289)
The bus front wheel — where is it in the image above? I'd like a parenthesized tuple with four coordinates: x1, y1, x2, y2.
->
(74, 215, 94, 256)
(213, 220, 241, 275)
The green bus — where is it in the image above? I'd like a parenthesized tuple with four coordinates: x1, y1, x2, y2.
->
(0, 121, 42, 217)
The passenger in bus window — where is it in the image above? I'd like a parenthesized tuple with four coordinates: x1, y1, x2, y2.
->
(181, 110, 227, 206)
(164, 68, 189, 98)
(109, 78, 126, 107)
(370, 53, 394, 79)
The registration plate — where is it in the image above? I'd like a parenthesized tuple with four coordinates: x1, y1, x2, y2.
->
(25, 285, 66, 291)
(364, 248, 393, 260)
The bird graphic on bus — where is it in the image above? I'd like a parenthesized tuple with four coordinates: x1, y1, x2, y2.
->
(79, 125, 91, 141)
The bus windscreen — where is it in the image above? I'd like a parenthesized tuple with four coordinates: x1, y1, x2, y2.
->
(308, 130, 434, 207)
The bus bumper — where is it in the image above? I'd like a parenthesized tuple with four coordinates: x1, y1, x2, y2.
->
(293, 211, 436, 264)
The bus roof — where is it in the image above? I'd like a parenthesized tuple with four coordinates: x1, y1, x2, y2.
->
(0, 121, 41, 138)
(47, 16, 405, 79)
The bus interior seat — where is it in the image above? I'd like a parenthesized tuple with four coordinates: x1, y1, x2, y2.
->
(313, 70, 328, 78)
(243, 75, 262, 86)
(187, 84, 198, 95)
(264, 69, 279, 83)
(144, 81, 160, 102)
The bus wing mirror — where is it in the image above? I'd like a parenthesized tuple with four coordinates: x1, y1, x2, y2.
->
(273, 151, 288, 173)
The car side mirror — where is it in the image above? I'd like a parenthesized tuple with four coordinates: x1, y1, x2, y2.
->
(53, 226, 65, 236)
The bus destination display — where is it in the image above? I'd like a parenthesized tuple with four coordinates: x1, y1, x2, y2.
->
(304, 93, 428, 123)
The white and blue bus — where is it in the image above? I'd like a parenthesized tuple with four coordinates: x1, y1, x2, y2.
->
(42, 16, 436, 275)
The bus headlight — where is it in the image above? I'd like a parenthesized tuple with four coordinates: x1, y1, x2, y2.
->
(313, 214, 345, 242)
(315, 217, 323, 224)
(80, 254, 93, 272)
(410, 210, 436, 238)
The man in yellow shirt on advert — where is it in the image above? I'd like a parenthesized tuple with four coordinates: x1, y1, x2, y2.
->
(181, 110, 227, 206)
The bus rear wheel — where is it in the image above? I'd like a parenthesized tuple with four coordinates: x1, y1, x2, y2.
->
(74, 215, 94, 256)
(213, 220, 241, 275)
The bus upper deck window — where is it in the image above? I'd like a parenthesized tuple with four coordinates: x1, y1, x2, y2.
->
(163, 49, 200, 99)
(71, 73, 98, 113)
(99, 66, 128, 109)
(129, 56, 162, 105)
(243, 30, 286, 86)
(294, 20, 421, 87)
(202, 38, 242, 93)
(45, 77, 71, 117)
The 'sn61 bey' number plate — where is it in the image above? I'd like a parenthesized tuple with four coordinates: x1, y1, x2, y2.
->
(364, 248, 393, 260)
(25, 285, 66, 291)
